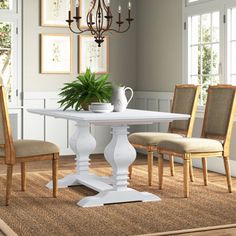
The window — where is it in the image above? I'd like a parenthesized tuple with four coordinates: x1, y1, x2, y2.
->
(227, 7, 236, 85)
(0, 0, 21, 107)
(184, 0, 236, 105)
(188, 11, 220, 105)
(186, 0, 214, 7)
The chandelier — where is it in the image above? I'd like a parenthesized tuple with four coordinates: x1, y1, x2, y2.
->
(66, 0, 134, 47)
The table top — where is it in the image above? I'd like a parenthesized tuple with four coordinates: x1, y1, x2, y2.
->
(27, 109, 190, 125)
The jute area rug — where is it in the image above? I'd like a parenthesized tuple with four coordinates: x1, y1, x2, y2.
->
(0, 156, 236, 236)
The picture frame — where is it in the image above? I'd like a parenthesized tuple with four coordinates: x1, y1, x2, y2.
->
(40, 34, 72, 74)
(41, 0, 72, 27)
(79, 35, 109, 74)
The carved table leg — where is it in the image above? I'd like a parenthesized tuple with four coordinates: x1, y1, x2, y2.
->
(78, 126, 161, 207)
(47, 122, 96, 189)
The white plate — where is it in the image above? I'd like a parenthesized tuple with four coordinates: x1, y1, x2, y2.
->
(91, 108, 114, 113)
(91, 102, 111, 106)
(90, 104, 113, 110)
(89, 105, 114, 113)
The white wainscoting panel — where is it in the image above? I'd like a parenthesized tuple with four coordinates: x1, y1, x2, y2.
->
(9, 112, 21, 140)
(24, 99, 45, 141)
(45, 99, 69, 153)
(131, 91, 173, 133)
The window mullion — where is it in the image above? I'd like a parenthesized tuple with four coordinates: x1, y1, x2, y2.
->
(229, 8, 232, 84)
(200, 15, 203, 105)
(215, 4, 225, 84)
(211, 13, 213, 85)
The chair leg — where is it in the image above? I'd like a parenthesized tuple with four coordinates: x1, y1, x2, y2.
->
(52, 155, 59, 198)
(184, 158, 190, 198)
(128, 165, 132, 179)
(169, 155, 175, 176)
(158, 153, 164, 190)
(147, 151, 153, 186)
(202, 158, 208, 186)
(6, 165, 13, 206)
(223, 156, 232, 193)
(21, 162, 26, 191)
(189, 159, 194, 182)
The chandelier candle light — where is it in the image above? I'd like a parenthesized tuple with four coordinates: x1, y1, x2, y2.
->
(66, 0, 134, 47)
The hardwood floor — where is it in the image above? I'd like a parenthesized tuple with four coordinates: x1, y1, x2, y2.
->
(1, 153, 236, 193)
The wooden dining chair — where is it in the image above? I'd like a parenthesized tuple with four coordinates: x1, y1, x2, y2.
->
(157, 85, 236, 198)
(0, 86, 60, 205)
(128, 84, 200, 186)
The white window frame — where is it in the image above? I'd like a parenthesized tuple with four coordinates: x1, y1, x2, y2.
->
(183, 0, 236, 108)
(0, 0, 22, 109)
(225, 0, 236, 86)
(186, 0, 215, 7)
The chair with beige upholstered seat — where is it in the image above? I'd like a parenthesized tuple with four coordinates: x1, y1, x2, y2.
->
(157, 85, 236, 198)
(128, 84, 200, 186)
(0, 86, 59, 205)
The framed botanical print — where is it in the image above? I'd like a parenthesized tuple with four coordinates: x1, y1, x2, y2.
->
(79, 35, 109, 74)
(41, 0, 71, 27)
(41, 34, 72, 74)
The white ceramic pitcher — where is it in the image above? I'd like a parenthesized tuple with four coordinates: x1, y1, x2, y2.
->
(112, 86, 134, 112)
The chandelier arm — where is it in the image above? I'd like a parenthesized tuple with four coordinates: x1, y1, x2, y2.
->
(86, 0, 97, 35)
(108, 12, 113, 29)
(75, 21, 88, 33)
(68, 24, 91, 34)
(101, 0, 113, 30)
(101, 0, 108, 11)
(103, 12, 113, 32)
(87, 23, 96, 35)
(87, 0, 97, 35)
(102, 22, 131, 35)
(68, 25, 83, 34)
(89, 0, 97, 12)
(102, 0, 109, 30)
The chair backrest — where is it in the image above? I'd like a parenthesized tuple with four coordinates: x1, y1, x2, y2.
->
(0, 86, 15, 164)
(201, 85, 236, 156)
(169, 84, 200, 137)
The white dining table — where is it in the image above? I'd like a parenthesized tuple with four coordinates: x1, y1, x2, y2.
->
(28, 108, 190, 208)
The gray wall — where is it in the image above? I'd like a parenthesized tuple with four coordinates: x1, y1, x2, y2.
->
(136, 0, 183, 92)
(23, 0, 137, 92)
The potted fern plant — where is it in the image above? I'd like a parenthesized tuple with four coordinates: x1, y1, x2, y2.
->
(58, 69, 112, 111)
